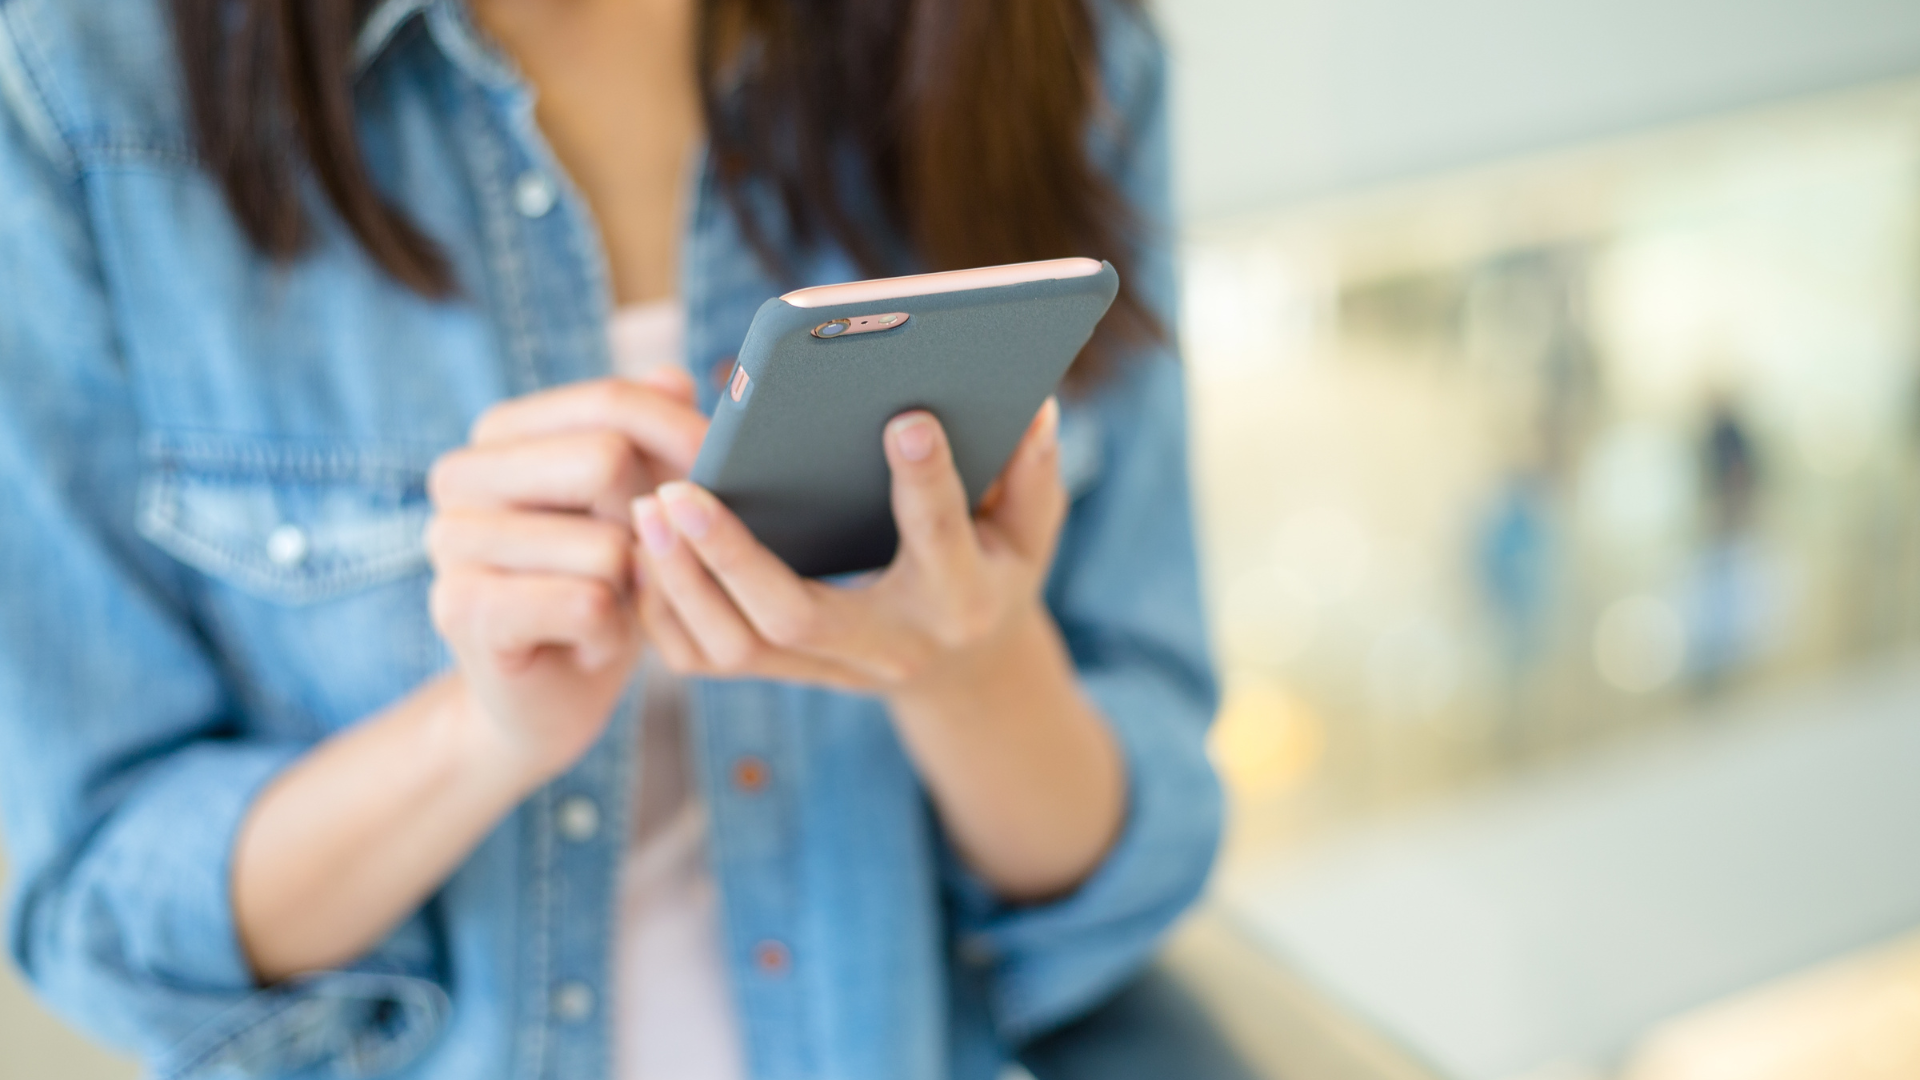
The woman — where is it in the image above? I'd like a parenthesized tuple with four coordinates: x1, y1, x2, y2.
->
(0, 0, 1220, 1077)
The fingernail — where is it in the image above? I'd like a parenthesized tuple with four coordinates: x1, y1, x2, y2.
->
(891, 414, 937, 462)
(659, 483, 712, 540)
(635, 496, 673, 554)
(1039, 397, 1061, 451)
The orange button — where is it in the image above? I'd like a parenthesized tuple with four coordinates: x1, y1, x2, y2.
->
(732, 756, 770, 793)
(753, 940, 791, 975)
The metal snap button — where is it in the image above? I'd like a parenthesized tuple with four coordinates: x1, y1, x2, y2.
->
(265, 524, 309, 568)
(553, 981, 596, 1022)
(556, 795, 600, 842)
(753, 940, 791, 976)
(513, 171, 556, 218)
(732, 756, 770, 793)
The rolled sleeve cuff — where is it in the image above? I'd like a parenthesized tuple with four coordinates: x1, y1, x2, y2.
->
(29, 740, 452, 1077)
(97, 742, 306, 993)
(156, 969, 450, 1080)
(946, 664, 1223, 1040)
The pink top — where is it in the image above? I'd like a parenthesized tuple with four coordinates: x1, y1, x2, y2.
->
(608, 301, 747, 1080)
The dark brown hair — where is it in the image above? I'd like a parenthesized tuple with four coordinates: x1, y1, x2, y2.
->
(169, 0, 1160, 383)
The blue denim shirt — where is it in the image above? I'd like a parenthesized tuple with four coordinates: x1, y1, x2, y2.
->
(0, 1, 1221, 1078)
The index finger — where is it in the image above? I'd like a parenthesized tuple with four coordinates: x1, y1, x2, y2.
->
(471, 378, 709, 477)
(648, 483, 828, 651)
(647, 484, 917, 681)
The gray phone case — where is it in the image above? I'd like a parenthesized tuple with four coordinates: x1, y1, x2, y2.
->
(690, 261, 1120, 577)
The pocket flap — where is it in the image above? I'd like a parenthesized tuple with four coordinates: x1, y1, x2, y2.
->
(136, 439, 433, 605)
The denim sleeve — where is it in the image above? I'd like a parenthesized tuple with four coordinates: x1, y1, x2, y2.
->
(0, 34, 448, 1080)
(941, 8, 1226, 1041)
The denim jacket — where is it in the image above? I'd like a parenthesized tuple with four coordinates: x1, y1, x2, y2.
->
(0, 1, 1221, 1078)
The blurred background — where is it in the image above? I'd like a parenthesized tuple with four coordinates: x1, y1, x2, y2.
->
(6, 1, 1920, 1078)
(1159, 2, 1920, 1080)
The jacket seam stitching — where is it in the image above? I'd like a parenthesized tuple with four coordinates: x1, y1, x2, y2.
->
(0, 3, 75, 173)
(67, 137, 201, 168)
(141, 435, 439, 482)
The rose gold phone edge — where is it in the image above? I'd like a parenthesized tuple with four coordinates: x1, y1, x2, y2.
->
(778, 257, 1105, 310)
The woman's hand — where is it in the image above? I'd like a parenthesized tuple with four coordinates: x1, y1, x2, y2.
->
(630, 399, 1066, 695)
(632, 397, 1124, 901)
(425, 370, 708, 789)
(237, 372, 709, 982)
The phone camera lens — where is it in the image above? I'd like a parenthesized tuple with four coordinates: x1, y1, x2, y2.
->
(814, 319, 851, 338)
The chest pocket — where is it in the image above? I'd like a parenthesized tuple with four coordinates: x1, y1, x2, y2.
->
(134, 438, 443, 732)
(135, 437, 433, 606)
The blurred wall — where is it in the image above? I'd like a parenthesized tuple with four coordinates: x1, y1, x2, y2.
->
(1159, 0, 1920, 219)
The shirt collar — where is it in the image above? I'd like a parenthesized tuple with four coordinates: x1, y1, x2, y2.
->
(354, 0, 429, 73)
(354, 0, 517, 88)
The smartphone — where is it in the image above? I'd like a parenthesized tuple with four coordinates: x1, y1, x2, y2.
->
(689, 257, 1119, 577)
